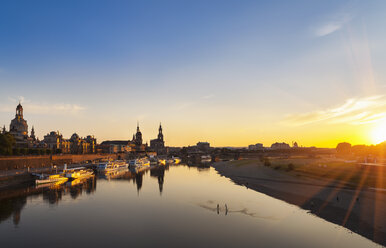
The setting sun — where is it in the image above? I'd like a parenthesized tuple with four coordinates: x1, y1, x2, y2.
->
(371, 119, 386, 144)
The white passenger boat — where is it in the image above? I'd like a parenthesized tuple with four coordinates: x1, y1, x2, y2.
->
(129, 158, 150, 172)
(201, 155, 212, 163)
(64, 167, 94, 179)
(97, 160, 128, 173)
(35, 173, 68, 185)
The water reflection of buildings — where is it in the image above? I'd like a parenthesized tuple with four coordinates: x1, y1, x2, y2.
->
(41, 177, 97, 203)
(102, 166, 169, 194)
(0, 177, 97, 225)
(0, 196, 26, 226)
(0, 166, 173, 226)
(150, 166, 166, 194)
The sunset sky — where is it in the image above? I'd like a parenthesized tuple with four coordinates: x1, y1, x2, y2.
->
(0, 0, 385, 147)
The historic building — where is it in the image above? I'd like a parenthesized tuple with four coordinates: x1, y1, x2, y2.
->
(271, 142, 290, 149)
(131, 123, 146, 152)
(9, 103, 29, 147)
(150, 123, 166, 155)
(3, 103, 97, 153)
(6, 103, 39, 148)
(99, 140, 134, 153)
(43, 132, 96, 154)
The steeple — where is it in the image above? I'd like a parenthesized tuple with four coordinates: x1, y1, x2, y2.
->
(134, 122, 143, 145)
(31, 126, 36, 140)
(16, 102, 23, 119)
(158, 122, 163, 142)
(2, 125, 5, 134)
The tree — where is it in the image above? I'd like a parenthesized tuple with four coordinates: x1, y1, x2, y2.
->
(336, 142, 352, 155)
(0, 133, 15, 155)
(21, 148, 28, 155)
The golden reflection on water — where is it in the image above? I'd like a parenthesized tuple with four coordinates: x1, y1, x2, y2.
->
(0, 165, 380, 248)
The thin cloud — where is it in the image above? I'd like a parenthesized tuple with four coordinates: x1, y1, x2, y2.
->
(0, 97, 85, 115)
(282, 95, 386, 126)
(314, 13, 351, 37)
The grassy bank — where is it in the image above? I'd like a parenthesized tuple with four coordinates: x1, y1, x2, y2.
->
(229, 156, 385, 189)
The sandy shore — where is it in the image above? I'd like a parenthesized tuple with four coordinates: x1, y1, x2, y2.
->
(212, 161, 386, 246)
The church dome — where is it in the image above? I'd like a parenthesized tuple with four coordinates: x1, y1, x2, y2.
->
(71, 133, 80, 140)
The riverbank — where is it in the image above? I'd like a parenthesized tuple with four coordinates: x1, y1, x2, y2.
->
(212, 160, 386, 246)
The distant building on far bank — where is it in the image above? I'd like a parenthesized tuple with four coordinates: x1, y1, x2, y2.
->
(131, 123, 146, 152)
(99, 140, 133, 153)
(6, 103, 38, 148)
(150, 123, 167, 155)
(271, 142, 290, 149)
(196, 142, 210, 152)
(2, 103, 97, 153)
(248, 143, 264, 150)
(43, 131, 96, 154)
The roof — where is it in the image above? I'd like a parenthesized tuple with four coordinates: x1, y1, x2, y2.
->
(100, 140, 131, 145)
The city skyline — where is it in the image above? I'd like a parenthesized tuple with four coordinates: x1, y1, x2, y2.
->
(1, 1, 386, 147)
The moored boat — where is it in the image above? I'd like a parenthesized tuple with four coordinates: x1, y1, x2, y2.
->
(65, 167, 94, 179)
(35, 173, 68, 185)
(173, 157, 181, 164)
(129, 157, 150, 172)
(201, 155, 212, 163)
(97, 160, 128, 173)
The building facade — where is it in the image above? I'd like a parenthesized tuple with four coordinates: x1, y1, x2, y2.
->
(271, 142, 291, 149)
(7, 103, 38, 148)
(131, 123, 146, 152)
(248, 143, 264, 150)
(150, 123, 166, 155)
(43, 131, 96, 154)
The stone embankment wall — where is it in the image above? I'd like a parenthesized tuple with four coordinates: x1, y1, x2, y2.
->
(0, 154, 118, 171)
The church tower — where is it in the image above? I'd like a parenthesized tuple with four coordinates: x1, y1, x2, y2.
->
(158, 123, 163, 142)
(16, 103, 23, 120)
(10, 103, 28, 137)
(9, 103, 29, 147)
(31, 126, 36, 141)
(135, 122, 143, 146)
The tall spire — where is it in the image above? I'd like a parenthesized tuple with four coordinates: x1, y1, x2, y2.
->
(31, 126, 36, 140)
(137, 121, 140, 132)
(158, 122, 164, 142)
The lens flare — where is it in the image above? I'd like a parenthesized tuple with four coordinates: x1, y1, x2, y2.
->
(371, 119, 386, 144)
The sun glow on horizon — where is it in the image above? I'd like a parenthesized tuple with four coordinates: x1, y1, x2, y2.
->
(371, 119, 386, 144)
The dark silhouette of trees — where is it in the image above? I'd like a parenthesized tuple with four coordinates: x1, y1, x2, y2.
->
(0, 133, 15, 155)
(336, 142, 352, 155)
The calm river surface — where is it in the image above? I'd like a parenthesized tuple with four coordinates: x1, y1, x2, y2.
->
(0, 165, 380, 248)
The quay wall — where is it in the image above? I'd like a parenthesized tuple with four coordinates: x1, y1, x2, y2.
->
(0, 154, 118, 171)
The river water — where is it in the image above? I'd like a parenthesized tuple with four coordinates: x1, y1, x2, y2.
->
(0, 165, 380, 248)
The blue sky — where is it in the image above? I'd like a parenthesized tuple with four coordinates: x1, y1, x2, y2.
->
(1, 0, 386, 147)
